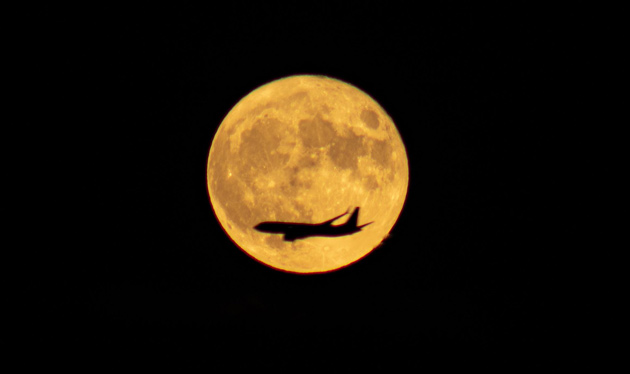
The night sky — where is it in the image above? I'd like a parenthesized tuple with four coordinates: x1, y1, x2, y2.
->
(36, 3, 589, 370)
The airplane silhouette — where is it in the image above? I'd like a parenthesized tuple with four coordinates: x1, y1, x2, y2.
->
(254, 207, 373, 242)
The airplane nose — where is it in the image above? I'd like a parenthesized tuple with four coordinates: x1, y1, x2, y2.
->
(254, 223, 270, 231)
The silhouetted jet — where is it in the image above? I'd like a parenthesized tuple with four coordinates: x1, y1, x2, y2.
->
(254, 207, 373, 242)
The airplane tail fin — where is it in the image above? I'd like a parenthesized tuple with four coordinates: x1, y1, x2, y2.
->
(345, 207, 373, 230)
(345, 207, 360, 228)
(323, 208, 350, 225)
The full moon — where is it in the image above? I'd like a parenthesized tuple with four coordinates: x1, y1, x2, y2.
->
(207, 75, 408, 273)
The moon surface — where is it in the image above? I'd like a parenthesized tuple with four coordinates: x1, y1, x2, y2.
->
(207, 75, 408, 273)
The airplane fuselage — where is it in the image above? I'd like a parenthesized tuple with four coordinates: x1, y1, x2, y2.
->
(254, 207, 372, 241)
(254, 222, 361, 237)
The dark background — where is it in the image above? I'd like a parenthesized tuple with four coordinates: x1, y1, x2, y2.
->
(35, 3, 591, 370)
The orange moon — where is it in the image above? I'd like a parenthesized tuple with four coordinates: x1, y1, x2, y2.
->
(207, 75, 408, 273)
